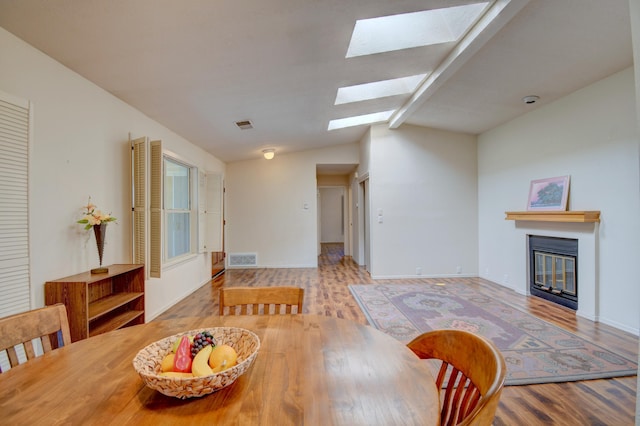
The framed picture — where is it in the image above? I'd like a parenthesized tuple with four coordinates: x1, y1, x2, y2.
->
(527, 175, 570, 211)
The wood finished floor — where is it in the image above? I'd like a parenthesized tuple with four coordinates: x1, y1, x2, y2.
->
(157, 243, 638, 425)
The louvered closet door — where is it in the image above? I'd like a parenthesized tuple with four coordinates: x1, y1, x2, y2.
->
(0, 91, 30, 317)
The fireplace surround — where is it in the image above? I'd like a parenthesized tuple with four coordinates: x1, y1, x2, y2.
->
(507, 219, 599, 322)
(529, 235, 578, 310)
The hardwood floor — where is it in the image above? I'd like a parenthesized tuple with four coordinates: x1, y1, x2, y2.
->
(157, 243, 638, 425)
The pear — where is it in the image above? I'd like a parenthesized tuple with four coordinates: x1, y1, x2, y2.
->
(191, 344, 214, 377)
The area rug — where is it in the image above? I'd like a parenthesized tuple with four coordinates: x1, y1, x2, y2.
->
(349, 283, 638, 386)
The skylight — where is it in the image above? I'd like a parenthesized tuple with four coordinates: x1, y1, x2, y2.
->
(345, 2, 489, 57)
(335, 74, 427, 105)
(328, 110, 395, 131)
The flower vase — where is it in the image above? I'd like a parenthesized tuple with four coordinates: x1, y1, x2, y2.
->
(91, 223, 109, 274)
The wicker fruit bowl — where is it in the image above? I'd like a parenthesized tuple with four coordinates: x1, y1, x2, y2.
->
(133, 327, 260, 399)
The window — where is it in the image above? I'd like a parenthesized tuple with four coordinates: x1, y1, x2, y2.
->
(133, 139, 222, 274)
(163, 157, 195, 261)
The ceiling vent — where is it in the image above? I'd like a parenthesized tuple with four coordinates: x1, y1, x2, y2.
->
(235, 120, 253, 130)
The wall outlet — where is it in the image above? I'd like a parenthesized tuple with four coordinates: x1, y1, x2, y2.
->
(456, 265, 462, 274)
(416, 267, 422, 275)
(503, 273, 509, 284)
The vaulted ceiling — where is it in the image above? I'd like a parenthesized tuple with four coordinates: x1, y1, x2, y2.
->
(0, 0, 633, 163)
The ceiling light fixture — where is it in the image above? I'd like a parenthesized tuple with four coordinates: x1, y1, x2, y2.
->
(522, 95, 540, 104)
(262, 149, 275, 160)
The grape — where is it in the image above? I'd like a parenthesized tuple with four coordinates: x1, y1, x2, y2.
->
(190, 331, 217, 357)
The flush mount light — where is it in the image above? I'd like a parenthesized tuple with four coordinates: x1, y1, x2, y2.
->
(262, 149, 275, 160)
(235, 120, 253, 130)
(522, 95, 540, 104)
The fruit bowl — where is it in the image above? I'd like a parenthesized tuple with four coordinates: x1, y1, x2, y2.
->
(133, 327, 260, 399)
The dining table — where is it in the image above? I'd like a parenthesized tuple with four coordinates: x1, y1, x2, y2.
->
(0, 314, 440, 425)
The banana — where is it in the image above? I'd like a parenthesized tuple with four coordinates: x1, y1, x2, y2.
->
(191, 344, 214, 377)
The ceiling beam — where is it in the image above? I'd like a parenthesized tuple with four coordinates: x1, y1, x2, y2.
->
(388, 0, 531, 129)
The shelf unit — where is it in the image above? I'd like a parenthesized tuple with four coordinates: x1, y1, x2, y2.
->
(505, 211, 600, 223)
(45, 264, 145, 342)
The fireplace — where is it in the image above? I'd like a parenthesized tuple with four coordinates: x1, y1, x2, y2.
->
(528, 235, 578, 310)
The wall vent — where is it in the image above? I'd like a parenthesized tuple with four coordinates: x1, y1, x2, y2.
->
(228, 253, 258, 267)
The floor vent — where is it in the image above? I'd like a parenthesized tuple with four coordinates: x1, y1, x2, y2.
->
(228, 253, 258, 267)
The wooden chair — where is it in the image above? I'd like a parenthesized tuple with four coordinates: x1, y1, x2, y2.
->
(219, 286, 304, 315)
(0, 304, 72, 372)
(407, 329, 506, 426)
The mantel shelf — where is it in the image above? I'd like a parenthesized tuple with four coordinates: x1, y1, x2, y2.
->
(505, 211, 600, 223)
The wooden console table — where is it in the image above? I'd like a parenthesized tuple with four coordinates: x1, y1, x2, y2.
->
(505, 211, 600, 223)
(45, 264, 145, 342)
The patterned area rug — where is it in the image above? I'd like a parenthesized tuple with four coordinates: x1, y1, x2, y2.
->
(349, 283, 638, 385)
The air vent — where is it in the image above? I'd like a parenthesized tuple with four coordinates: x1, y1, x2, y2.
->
(235, 120, 253, 130)
(228, 253, 258, 267)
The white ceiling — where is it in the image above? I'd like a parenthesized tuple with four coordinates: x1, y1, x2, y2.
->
(0, 0, 633, 165)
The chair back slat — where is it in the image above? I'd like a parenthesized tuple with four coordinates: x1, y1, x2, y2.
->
(219, 286, 304, 316)
(407, 329, 506, 426)
(6, 347, 19, 367)
(0, 304, 72, 372)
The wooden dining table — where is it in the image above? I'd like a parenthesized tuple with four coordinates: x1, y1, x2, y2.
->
(0, 314, 440, 425)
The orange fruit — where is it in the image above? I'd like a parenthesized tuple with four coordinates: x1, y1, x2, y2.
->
(160, 353, 176, 372)
(208, 344, 238, 372)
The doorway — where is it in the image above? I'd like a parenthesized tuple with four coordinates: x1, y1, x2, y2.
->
(318, 186, 346, 247)
(316, 164, 357, 261)
(358, 176, 370, 273)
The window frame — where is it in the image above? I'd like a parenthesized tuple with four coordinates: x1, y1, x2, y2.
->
(162, 154, 198, 265)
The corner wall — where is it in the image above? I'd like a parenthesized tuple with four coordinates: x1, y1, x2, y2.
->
(365, 124, 478, 278)
(225, 144, 359, 268)
(0, 27, 224, 320)
(478, 67, 640, 333)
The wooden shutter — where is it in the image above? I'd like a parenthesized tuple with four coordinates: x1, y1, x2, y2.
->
(131, 136, 147, 268)
(0, 91, 30, 317)
(149, 140, 162, 278)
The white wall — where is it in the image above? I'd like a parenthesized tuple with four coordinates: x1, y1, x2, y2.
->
(225, 144, 359, 268)
(353, 128, 372, 265)
(365, 124, 478, 279)
(0, 27, 224, 320)
(319, 187, 344, 243)
(478, 67, 640, 333)
(626, 0, 640, 417)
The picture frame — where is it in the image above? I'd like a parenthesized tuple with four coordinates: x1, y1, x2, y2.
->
(527, 175, 570, 211)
